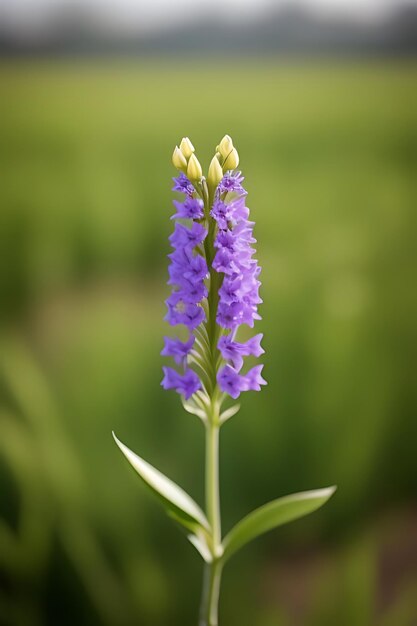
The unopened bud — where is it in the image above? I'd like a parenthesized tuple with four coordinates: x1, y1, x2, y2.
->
(207, 155, 223, 188)
(172, 146, 187, 170)
(187, 153, 203, 180)
(179, 137, 195, 159)
(218, 134, 234, 159)
(223, 147, 239, 171)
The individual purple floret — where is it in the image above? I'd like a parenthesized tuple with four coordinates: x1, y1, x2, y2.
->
(162, 366, 201, 400)
(217, 364, 267, 399)
(243, 364, 267, 392)
(169, 222, 207, 250)
(161, 336, 195, 365)
(172, 198, 204, 220)
(172, 172, 195, 196)
(218, 334, 264, 371)
(217, 171, 247, 195)
(165, 292, 206, 329)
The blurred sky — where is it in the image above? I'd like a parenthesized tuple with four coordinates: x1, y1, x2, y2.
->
(1, 0, 417, 34)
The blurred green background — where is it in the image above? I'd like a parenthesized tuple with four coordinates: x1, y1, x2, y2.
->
(0, 58, 417, 626)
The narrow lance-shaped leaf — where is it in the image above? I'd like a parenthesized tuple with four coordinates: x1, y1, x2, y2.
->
(222, 486, 336, 563)
(167, 509, 213, 563)
(181, 397, 207, 421)
(113, 433, 211, 536)
(219, 403, 240, 424)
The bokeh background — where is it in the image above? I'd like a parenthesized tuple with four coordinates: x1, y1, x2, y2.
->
(1, 1, 417, 624)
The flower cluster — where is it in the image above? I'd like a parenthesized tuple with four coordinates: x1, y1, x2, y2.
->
(161, 136, 266, 402)
(161, 172, 208, 399)
(212, 171, 266, 399)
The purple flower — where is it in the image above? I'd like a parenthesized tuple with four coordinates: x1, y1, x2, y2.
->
(169, 222, 207, 250)
(227, 197, 250, 223)
(169, 249, 208, 284)
(233, 220, 256, 243)
(161, 336, 195, 365)
(219, 273, 261, 307)
(210, 200, 232, 230)
(172, 198, 204, 220)
(217, 364, 267, 398)
(217, 171, 246, 195)
(162, 367, 201, 399)
(172, 173, 195, 196)
(218, 333, 264, 371)
(214, 229, 236, 251)
(212, 248, 241, 275)
(217, 365, 245, 399)
(243, 364, 267, 392)
(177, 277, 208, 303)
(183, 253, 208, 283)
(217, 301, 259, 329)
(165, 293, 206, 329)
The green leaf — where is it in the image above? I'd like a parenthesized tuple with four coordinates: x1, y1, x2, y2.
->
(222, 486, 336, 563)
(181, 398, 207, 421)
(113, 432, 211, 536)
(219, 404, 240, 424)
(166, 509, 213, 563)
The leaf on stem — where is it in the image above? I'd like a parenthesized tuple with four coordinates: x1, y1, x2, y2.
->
(181, 398, 207, 421)
(113, 433, 212, 559)
(222, 486, 336, 563)
(219, 404, 240, 424)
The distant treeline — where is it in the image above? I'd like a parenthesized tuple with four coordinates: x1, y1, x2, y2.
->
(1, 3, 417, 57)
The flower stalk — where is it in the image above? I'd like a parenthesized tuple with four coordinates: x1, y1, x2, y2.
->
(200, 415, 222, 625)
(199, 559, 223, 626)
(165, 135, 268, 621)
(165, 135, 266, 623)
(113, 134, 336, 626)
(206, 415, 221, 550)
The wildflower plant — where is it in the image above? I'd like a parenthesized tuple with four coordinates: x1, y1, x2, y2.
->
(113, 136, 336, 625)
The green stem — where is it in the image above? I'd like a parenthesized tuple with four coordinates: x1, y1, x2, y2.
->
(198, 176, 224, 625)
(200, 411, 222, 626)
(199, 559, 223, 626)
(206, 418, 221, 547)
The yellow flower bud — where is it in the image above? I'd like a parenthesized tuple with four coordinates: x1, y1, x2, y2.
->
(223, 147, 239, 171)
(172, 146, 187, 170)
(179, 137, 195, 159)
(187, 153, 203, 180)
(207, 155, 223, 188)
(218, 134, 234, 159)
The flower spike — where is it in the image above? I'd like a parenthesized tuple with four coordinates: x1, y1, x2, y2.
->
(162, 136, 266, 405)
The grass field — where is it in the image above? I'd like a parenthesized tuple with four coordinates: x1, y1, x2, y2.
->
(0, 59, 416, 625)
